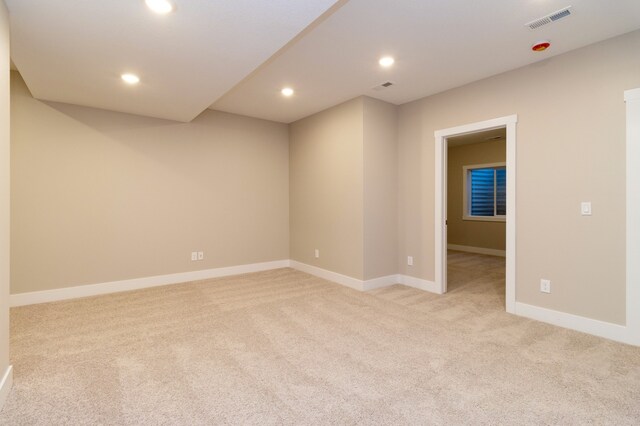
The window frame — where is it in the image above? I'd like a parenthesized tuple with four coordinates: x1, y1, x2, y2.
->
(462, 162, 506, 222)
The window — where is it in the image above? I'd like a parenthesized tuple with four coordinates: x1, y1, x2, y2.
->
(463, 163, 506, 221)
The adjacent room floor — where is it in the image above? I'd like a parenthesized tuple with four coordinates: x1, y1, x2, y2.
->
(1, 253, 639, 424)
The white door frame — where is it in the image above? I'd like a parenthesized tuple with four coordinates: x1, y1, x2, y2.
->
(625, 88, 640, 345)
(435, 115, 518, 313)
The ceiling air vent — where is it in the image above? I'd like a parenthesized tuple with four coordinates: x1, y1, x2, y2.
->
(525, 6, 572, 30)
(372, 81, 395, 91)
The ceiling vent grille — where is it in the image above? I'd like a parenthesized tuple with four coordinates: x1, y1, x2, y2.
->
(525, 6, 572, 30)
(372, 81, 395, 91)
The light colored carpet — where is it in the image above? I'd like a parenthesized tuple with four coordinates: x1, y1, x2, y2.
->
(1, 252, 640, 425)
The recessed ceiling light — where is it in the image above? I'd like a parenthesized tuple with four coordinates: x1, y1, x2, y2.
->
(281, 87, 294, 97)
(379, 56, 395, 67)
(121, 73, 140, 85)
(145, 0, 173, 14)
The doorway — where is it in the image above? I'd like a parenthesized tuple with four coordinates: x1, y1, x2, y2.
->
(446, 129, 506, 308)
(434, 115, 517, 313)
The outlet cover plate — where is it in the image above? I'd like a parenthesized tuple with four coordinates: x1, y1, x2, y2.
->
(540, 279, 551, 293)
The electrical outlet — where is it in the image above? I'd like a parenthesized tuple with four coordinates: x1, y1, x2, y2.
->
(407, 256, 413, 266)
(191, 252, 198, 261)
(197, 251, 204, 260)
(314, 249, 320, 259)
(540, 279, 551, 294)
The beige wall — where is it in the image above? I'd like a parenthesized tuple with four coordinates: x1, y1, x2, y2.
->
(398, 30, 640, 324)
(289, 98, 364, 279)
(289, 96, 398, 281)
(397, 99, 427, 278)
(447, 140, 506, 251)
(11, 72, 289, 294)
(0, 0, 10, 386)
(363, 97, 397, 279)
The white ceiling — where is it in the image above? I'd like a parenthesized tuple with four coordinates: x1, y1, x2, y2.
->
(213, 0, 640, 123)
(6, 0, 340, 122)
(8, 0, 640, 124)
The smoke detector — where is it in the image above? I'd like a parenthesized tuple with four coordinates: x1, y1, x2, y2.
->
(525, 6, 572, 30)
(532, 41, 551, 52)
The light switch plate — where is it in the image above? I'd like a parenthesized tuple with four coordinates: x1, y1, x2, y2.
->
(581, 202, 592, 216)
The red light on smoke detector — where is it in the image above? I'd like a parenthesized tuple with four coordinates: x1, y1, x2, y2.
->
(532, 41, 551, 52)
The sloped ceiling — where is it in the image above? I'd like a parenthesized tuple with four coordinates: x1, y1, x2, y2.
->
(7, 0, 342, 122)
(8, 0, 640, 123)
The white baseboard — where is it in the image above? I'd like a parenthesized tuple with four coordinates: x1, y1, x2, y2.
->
(514, 302, 636, 346)
(289, 261, 401, 291)
(289, 261, 440, 294)
(0, 365, 13, 411)
(399, 275, 441, 294)
(289, 261, 365, 291)
(362, 275, 401, 291)
(10, 259, 435, 307)
(10, 260, 291, 307)
(448, 244, 506, 257)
